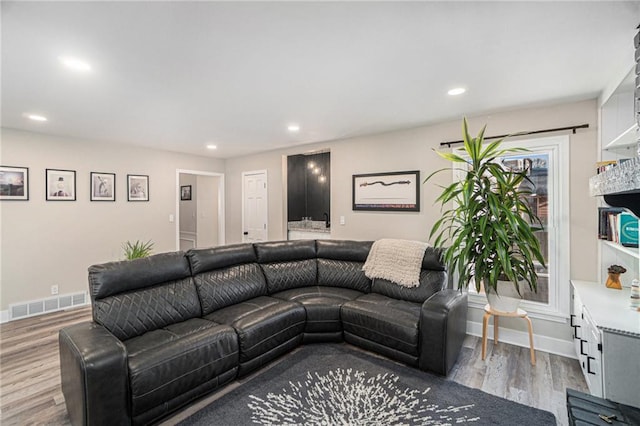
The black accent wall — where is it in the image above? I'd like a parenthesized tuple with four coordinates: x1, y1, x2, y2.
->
(287, 152, 330, 224)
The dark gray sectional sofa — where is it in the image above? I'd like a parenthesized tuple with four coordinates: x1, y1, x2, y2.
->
(59, 239, 468, 426)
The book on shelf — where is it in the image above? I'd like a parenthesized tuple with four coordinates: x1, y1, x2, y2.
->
(598, 207, 640, 248)
(598, 207, 624, 240)
(619, 212, 639, 247)
(596, 160, 617, 174)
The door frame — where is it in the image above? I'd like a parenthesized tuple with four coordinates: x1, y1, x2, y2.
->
(175, 169, 226, 250)
(242, 169, 268, 242)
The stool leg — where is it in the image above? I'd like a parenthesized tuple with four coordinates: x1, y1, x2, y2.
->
(482, 312, 490, 360)
(494, 315, 499, 344)
(524, 315, 536, 365)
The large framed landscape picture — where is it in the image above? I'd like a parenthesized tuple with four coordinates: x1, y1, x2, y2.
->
(0, 166, 29, 200)
(352, 170, 420, 212)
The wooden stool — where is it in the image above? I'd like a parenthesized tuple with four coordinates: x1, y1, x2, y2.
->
(481, 304, 536, 365)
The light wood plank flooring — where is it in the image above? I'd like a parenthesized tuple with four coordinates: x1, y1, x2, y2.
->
(0, 306, 588, 425)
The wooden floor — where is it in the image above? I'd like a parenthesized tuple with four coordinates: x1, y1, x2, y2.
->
(0, 306, 588, 425)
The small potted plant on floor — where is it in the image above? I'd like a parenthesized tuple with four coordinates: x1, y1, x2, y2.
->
(425, 118, 546, 312)
(122, 240, 154, 260)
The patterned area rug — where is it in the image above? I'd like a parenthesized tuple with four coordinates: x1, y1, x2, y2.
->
(179, 343, 556, 425)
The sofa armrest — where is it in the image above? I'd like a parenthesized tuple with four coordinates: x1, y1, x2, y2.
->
(418, 289, 467, 376)
(59, 322, 130, 426)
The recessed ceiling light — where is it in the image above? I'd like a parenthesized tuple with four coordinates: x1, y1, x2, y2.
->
(206, 144, 217, 150)
(447, 87, 466, 96)
(58, 56, 92, 72)
(25, 113, 48, 122)
(287, 124, 300, 132)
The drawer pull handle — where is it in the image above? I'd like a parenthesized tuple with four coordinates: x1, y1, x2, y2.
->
(580, 339, 588, 356)
(587, 356, 596, 375)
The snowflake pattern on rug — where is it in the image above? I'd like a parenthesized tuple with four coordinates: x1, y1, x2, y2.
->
(248, 368, 479, 425)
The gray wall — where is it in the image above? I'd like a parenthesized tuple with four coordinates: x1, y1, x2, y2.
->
(224, 99, 599, 354)
(0, 128, 225, 311)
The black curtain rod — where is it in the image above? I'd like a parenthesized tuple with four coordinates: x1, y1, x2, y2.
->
(439, 123, 589, 148)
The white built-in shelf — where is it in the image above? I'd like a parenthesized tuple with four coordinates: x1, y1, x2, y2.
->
(604, 123, 639, 151)
(602, 240, 640, 260)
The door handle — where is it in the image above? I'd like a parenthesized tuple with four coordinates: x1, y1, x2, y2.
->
(587, 356, 596, 375)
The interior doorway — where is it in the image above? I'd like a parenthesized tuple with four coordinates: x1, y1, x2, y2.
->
(175, 169, 225, 250)
(242, 170, 268, 242)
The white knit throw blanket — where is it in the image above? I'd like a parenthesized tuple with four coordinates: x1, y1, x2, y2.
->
(362, 239, 429, 288)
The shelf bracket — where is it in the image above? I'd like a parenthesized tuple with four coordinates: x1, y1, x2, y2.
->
(603, 193, 640, 218)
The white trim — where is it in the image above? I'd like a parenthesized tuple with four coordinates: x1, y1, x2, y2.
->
(0, 310, 9, 324)
(467, 297, 569, 323)
(241, 170, 268, 243)
(175, 169, 225, 250)
(466, 320, 576, 359)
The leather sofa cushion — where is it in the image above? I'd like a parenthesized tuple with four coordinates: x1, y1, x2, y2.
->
(93, 277, 201, 340)
(124, 318, 238, 417)
(193, 263, 267, 315)
(205, 296, 306, 362)
(341, 293, 421, 356)
(421, 247, 446, 271)
(317, 259, 371, 292)
(316, 240, 372, 262)
(272, 286, 363, 333)
(260, 259, 317, 293)
(89, 252, 191, 299)
(254, 240, 316, 263)
(187, 244, 257, 274)
(371, 269, 445, 303)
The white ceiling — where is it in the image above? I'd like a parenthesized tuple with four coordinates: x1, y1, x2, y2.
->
(2, 1, 639, 159)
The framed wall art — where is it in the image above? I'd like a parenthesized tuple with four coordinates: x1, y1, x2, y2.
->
(90, 172, 116, 201)
(180, 185, 192, 201)
(46, 169, 76, 201)
(352, 170, 420, 212)
(0, 165, 29, 201)
(128, 174, 149, 201)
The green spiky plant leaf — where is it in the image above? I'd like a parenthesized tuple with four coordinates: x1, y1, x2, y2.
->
(425, 118, 546, 295)
(123, 240, 154, 260)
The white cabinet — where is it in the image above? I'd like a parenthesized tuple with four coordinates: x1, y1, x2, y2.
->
(287, 230, 331, 240)
(571, 281, 640, 407)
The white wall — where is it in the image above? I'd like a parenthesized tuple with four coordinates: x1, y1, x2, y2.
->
(224, 99, 599, 355)
(0, 128, 224, 311)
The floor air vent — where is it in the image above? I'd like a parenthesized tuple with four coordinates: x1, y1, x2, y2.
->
(9, 292, 88, 321)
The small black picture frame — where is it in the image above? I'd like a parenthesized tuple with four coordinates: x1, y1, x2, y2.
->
(46, 169, 76, 201)
(0, 165, 29, 201)
(127, 174, 149, 202)
(90, 172, 116, 201)
(181, 185, 192, 201)
(352, 170, 420, 212)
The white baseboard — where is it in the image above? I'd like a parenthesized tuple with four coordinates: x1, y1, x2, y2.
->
(466, 320, 577, 359)
(0, 310, 8, 324)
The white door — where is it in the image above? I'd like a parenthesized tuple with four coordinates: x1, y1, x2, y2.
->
(243, 171, 267, 242)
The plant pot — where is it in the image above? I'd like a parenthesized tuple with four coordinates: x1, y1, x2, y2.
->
(605, 272, 622, 290)
(485, 279, 523, 313)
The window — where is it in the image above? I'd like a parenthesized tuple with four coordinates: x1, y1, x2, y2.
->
(455, 135, 570, 319)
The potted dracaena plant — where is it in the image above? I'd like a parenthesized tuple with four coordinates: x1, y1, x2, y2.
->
(425, 118, 546, 312)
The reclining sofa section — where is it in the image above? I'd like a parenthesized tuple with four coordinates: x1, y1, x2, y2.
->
(59, 239, 468, 426)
